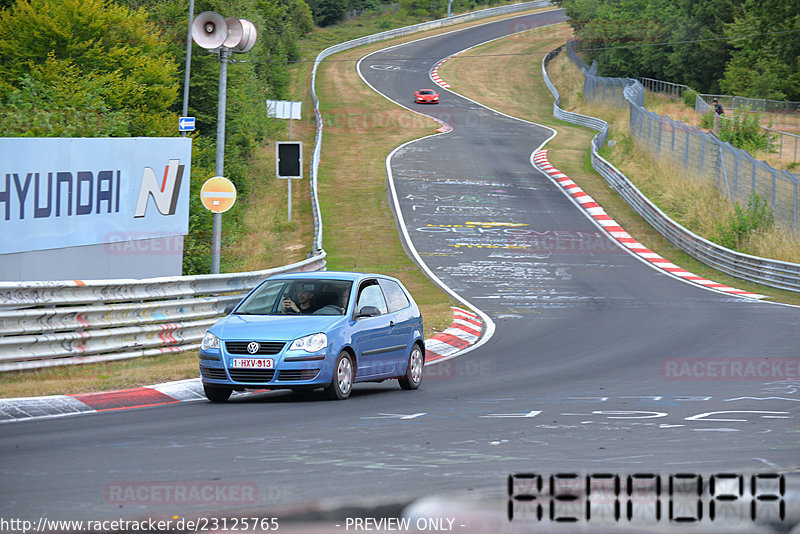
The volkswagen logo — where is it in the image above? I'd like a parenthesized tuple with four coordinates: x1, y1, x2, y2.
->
(246, 342, 260, 354)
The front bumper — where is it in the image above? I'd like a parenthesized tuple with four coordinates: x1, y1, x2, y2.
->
(199, 346, 335, 389)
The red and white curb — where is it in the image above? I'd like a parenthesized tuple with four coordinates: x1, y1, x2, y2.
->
(430, 60, 450, 88)
(532, 150, 765, 299)
(434, 118, 453, 133)
(430, 48, 471, 90)
(0, 380, 209, 424)
(425, 307, 483, 363)
(0, 308, 485, 424)
(430, 47, 474, 89)
(428, 49, 472, 133)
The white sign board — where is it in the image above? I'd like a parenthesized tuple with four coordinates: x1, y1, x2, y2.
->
(0, 137, 191, 254)
(266, 100, 302, 120)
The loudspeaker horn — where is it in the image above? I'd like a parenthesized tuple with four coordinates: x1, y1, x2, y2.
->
(232, 19, 258, 54)
(191, 11, 226, 50)
(223, 17, 243, 48)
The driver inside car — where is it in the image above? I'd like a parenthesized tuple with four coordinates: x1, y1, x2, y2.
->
(282, 286, 319, 314)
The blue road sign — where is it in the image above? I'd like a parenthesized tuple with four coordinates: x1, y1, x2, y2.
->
(179, 116, 196, 132)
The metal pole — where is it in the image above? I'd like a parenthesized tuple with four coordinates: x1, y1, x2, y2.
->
(212, 214, 222, 273)
(211, 47, 230, 274)
(181, 0, 194, 138)
(795, 180, 798, 234)
(447, 0, 453, 17)
(288, 117, 293, 222)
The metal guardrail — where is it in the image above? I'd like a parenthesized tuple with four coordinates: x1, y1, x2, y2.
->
(1, 2, 555, 372)
(542, 48, 609, 145)
(0, 254, 327, 371)
(542, 47, 800, 294)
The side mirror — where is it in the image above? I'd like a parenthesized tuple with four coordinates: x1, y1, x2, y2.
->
(355, 306, 381, 319)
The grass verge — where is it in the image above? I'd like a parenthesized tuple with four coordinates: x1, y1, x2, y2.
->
(438, 23, 800, 306)
(0, 7, 558, 398)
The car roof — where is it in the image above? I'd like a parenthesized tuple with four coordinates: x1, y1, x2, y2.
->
(267, 271, 398, 283)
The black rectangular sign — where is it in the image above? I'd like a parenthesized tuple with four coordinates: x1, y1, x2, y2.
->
(277, 142, 302, 179)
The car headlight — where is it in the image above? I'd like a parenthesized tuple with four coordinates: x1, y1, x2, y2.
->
(201, 331, 220, 351)
(289, 333, 327, 353)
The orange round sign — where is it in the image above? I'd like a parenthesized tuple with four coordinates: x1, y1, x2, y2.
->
(200, 176, 237, 213)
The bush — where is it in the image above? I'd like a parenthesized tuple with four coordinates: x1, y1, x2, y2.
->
(699, 110, 715, 129)
(713, 193, 773, 250)
(715, 109, 770, 153)
(683, 89, 697, 109)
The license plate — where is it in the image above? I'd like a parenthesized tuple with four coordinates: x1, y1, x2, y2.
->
(229, 358, 274, 369)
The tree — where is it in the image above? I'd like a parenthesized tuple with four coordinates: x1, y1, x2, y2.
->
(0, 54, 131, 136)
(0, 0, 178, 136)
(308, 0, 348, 26)
(720, 0, 800, 100)
(555, 0, 745, 94)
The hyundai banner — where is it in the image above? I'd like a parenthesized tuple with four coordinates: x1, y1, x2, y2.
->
(0, 137, 191, 254)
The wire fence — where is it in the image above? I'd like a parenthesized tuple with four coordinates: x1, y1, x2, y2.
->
(544, 45, 800, 294)
(568, 41, 800, 233)
(694, 95, 800, 165)
(697, 95, 800, 114)
(637, 77, 690, 100)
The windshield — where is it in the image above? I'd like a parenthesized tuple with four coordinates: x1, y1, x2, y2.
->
(234, 279, 352, 316)
(420, 90, 435, 95)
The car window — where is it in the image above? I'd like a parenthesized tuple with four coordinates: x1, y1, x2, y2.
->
(356, 281, 388, 315)
(235, 282, 283, 314)
(312, 280, 352, 315)
(235, 279, 351, 315)
(378, 279, 410, 313)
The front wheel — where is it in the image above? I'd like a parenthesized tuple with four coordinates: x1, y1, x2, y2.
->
(204, 384, 232, 402)
(399, 344, 424, 390)
(326, 351, 354, 400)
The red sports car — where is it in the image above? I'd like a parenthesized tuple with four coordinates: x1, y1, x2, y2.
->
(414, 89, 440, 104)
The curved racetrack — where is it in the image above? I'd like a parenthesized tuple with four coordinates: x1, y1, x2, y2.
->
(1, 9, 799, 528)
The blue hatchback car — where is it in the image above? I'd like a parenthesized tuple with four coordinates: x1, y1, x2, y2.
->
(199, 272, 425, 401)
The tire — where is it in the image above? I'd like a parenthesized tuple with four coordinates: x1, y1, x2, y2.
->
(204, 384, 232, 402)
(326, 351, 354, 400)
(399, 344, 424, 390)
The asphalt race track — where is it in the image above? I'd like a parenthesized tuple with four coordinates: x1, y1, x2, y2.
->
(2, 9, 799, 531)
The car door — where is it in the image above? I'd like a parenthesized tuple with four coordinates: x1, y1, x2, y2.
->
(377, 278, 416, 370)
(350, 279, 401, 378)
